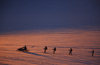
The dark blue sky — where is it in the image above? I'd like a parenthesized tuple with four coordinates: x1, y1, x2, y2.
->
(0, 0, 100, 33)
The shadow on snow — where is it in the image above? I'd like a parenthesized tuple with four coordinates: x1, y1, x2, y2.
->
(23, 52, 48, 57)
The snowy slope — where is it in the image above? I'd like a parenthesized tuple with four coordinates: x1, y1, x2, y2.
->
(0, 29, 100, 65)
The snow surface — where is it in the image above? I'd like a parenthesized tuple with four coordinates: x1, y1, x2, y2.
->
(0, 29, 100, 65)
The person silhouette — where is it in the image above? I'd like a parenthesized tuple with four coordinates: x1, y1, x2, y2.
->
(69, 48, 72, 55)
(92, 49, 94, 56)
(53, 47, 56, 54)
(44, 46, 48, 53)
(23, 45, 27, 50)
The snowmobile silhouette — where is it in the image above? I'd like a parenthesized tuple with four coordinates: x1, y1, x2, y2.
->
(17, 45, 28, 52)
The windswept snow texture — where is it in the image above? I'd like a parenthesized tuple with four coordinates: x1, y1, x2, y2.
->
(0, 29, 100, 65)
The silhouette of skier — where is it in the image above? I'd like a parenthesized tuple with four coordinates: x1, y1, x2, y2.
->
(44, 46, 48, 53)
(92, 49, 94, 56)
(69, 48, 73, 55)
(53, 47, 56, 54)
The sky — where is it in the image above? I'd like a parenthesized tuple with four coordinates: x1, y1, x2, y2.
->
(0, 0, 100, 34)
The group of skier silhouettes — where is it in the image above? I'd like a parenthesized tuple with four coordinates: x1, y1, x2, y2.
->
(44, 46, 56, 54)
(43, 46, 95, 56)
(17, 45, 95, 56)
(44, 46, 73, 55)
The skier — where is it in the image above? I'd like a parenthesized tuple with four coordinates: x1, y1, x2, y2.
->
(53, 47, 56, 54)
(69, 48, 73, 55)
(44, 46, 48, 53)
(92, 49, 94, 56)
